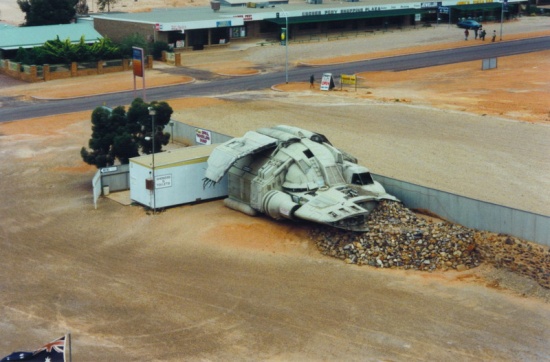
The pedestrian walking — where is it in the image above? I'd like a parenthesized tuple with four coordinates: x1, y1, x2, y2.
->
(480, 29, 486, 41)
(464, 29, 469, 41)
(492, 30, 496, 42)
(310, 74, 315, 89)
(474, 28, 478, 39)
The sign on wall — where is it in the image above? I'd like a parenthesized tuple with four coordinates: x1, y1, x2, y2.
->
(196, 128, 212, 145)
(155, 174, 172, 189)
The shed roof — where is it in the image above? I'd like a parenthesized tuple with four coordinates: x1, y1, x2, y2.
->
(131, 144, 220, 169)
(0, 22, 102, 50)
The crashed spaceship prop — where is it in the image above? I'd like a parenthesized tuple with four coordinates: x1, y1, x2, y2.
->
(203, 125, 398, 231)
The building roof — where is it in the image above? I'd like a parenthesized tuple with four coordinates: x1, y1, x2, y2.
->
(0, 23, 17, 29)
(0, 22, 102, 50)
(131, 144, 220, 169)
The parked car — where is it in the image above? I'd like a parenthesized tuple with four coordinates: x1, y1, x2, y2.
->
(457, 20, 482, 30)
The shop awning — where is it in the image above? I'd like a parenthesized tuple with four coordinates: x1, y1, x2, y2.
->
(267, 8, 429, 25)
(450, 3, 503, 11)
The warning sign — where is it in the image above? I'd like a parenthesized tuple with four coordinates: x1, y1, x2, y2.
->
(195, 128, 212, 145)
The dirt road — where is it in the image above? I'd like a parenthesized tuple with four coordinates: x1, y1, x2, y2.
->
(1, 16, 549, 362)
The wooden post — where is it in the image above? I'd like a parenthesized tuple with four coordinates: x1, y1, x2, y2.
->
(44, 64, 51, 82)
(30, 65, 37, 81)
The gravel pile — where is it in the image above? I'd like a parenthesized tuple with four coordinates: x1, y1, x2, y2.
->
(309, 201, 550, 289)
(475, 232, 550, 289)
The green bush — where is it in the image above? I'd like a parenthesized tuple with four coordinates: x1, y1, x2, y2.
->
(13, 36, 123, 65)
(151, 41, 170, 60)
(117, 33, 149, 59)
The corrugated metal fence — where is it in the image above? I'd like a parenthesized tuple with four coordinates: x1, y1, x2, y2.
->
(94, 164, 130, 209)
(374, 174, 549, 247)
(170, 122, 232, 146)
(100, 164, 130, 192)
(96, 121, 549, 246)
(171, 122, 550, 246)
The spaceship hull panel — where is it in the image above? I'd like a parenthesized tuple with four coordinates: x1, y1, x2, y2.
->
(204, 126, 399, 231)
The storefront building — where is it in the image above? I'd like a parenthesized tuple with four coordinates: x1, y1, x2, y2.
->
(92, 0, 523, 51)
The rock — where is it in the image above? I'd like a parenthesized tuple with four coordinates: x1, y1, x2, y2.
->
(309, 200, 550, 289)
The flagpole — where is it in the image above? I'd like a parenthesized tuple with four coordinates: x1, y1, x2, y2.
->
(67, 332, 72, 362)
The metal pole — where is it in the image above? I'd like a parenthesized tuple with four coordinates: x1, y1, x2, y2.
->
(148, 107, 156, 214)
(170, 121, 174, 143)
(274, 5, 289, 84)
(67, 332, 72, 362)
(500, 0, 504, 40)
(152, 113, 155, 214)
(285, 11, 288, 84)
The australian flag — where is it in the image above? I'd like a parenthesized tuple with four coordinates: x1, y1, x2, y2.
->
(1, 335, 66, 362)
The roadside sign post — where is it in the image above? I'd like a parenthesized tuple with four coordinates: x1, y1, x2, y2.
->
(341, 74, 357, 91)
(132, 46, 146, 101)
(320, 73, 335, 91)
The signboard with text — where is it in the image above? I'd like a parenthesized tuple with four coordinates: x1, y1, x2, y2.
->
(341, 74, 356, 85)
(155, 174, 172, 189)
(132, 47, 146, 100)
(341, 74, 357, 91)
(195, 128, 212, 145)
(132, 47, 144, 78)
(320, 73, 335, 91)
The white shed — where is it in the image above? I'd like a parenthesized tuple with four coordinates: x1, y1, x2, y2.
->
(129, 144, 228, 209)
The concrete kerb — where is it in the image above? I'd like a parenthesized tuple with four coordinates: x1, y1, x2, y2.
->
(215, 70, 262, 77)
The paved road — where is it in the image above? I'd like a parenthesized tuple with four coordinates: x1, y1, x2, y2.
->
(1, 36, 549, 122)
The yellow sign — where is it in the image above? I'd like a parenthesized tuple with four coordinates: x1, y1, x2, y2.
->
(341, 74, 356, 85)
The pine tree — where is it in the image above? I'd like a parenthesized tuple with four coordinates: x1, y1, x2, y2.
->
(81, 99, 173, 169)
(17, 0, 78, 26)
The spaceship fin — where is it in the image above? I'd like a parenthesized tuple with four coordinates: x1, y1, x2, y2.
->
(204, 131, 278, 183)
